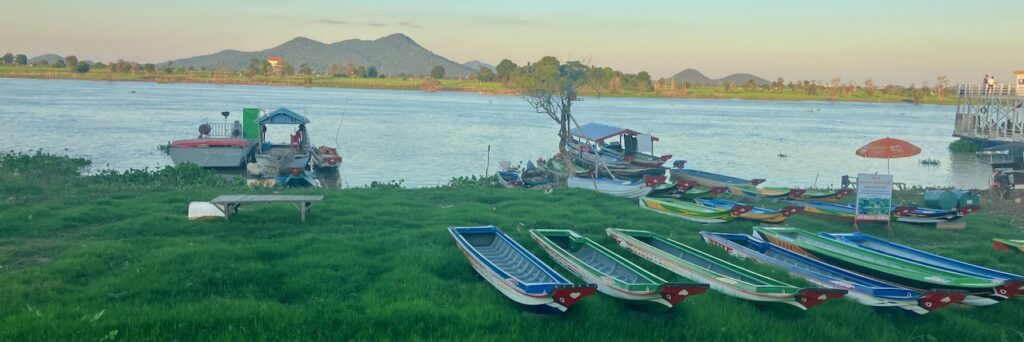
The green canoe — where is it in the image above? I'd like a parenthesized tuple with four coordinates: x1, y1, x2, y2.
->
(639, 197, 748, 223)
(753, 226, 1006, 306)
(606, 228, 845, 309)
(993, 238, 1024, 254)
(529, 229, 708, 308)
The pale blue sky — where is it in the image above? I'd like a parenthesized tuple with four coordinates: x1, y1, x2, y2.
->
(3, 0, 1022, 83)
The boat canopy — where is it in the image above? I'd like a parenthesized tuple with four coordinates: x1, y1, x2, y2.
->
(257, 108, 310, 125)
(570, 122, 659, 142)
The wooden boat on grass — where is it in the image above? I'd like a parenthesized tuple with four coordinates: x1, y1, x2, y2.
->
(520, 160, 559, 189)
(639, 197, 751, 224)
(546, 156, 592, 178)
(449, 226, 596, 313)
(530, 229, 709, 308)
(607, 229, 846, 309)
(993, 239, 1024, 254)
(787, 188, 855, 202)
(669, 164, 765, 187)
(821, 233, 1024, 298)
(694, 198, 802, 223)
(700, 232, 966, 314)
(496, 161, 524, 188)
(790, 201, 970, 224)
(648, 181, 727, 199)
(787, 200, 857, 220)
(568, 176, 658, 198)
(753, 226, 1013, 306)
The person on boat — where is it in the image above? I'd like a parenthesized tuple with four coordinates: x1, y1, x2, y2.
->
(983, 75, 989, 94)
(231, 120, 242, 138)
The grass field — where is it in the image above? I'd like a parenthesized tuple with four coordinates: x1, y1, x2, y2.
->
(0, 65, 956, 105)
(1, 152, 1022, 341)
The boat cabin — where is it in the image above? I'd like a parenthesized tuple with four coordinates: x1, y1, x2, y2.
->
(570, 122, 660, 155)
(256, 107, 312, 154)
(983, 143, 1024, 191)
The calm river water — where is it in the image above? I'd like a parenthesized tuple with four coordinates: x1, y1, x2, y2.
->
(0, 78, 991, 188)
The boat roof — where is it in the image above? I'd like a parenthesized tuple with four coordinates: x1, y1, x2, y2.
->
(570, 122, 659, 142)
(257, 108, 310, 125)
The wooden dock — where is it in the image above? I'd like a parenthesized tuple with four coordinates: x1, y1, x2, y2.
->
(953, 82, 1024, 144)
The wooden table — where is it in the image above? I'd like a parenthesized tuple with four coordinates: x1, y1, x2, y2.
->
(210, 195, 324, 223)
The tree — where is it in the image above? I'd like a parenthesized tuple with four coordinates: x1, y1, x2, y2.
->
(299, 63, 312, 76)
(936, 75, 949, 100)
(144, 63, 156, 73)
(636, 71, 652, 92)
(743, 79, 757, 91)
(355, 65, 367, 78)
(64, 55, 79, 68)
(518, 57, 587, 176)
(38, 60, 49, 67)
(53, 60, 66, 68)
(367, 65, 378, 78)
(723, 81, 734, 93)
(74, 62, 90, 73)
(327, 64, 342, 77)
(1, 53, 14, 65)
(476, 66, 495, 82)
(495, 59, 517, 83)
(163, 61, 174, 74)
(863, 79, 876, 96)
(280, 62, 295, 76)
(246, 59, 260, 79)
(430, 65, 446, 79)
(15, 54, 27, 65)
(93, 62, 106, 70)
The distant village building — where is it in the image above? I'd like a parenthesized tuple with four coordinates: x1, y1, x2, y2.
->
(267, 56, 284, 71)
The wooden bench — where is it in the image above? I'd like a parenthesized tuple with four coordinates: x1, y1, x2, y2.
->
(210, 195, 324, 223)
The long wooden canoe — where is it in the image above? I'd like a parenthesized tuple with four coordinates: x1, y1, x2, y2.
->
(753, 226, 1010, 306)
(993, 239, 1024, 254)
(822, 233, 1024, 298)
(568, 177, 654, 198)
(449, 226, 596, 313)
(607, 228, 845, 310)
(700, 232, 966, 314)
(530, 229, 708, 308)
(694, 198, 802, 223)
(639, 197, 750, 223)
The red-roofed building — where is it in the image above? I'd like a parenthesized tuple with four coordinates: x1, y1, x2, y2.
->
(267, 56, 284, 70)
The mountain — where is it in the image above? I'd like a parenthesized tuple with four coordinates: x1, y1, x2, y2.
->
(462, 60, 493, 71)
(670, 69, 770, 86)
(168, 33, 474, 77)
(29, 54, 64, 64)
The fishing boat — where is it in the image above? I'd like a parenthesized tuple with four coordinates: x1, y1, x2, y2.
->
(607, 229, 845, 309)
(639, 197, 750, 223)
(496, 161, 524, 188)
(530, 229, 709, 308)
(567, 176, 657, 198)
(890, 206, 974, 224)
(821, 233, 1024, 298)
(753, 226, 1012, 306)
(694, 198, 802, 223)
(311, 145, 342, 170)
(520, 160, 559, 189)
(448, 226, 596, 313)
(570, 122, 672, 168)
(787, 188, 855, 202)
(668, 163, 765, 187)
(700, 232, 966, 314)
(167, 112, 256, 168)
(787, 200, 857, 220)
(993, 239, 1024, 254)
(647, 181, 727, 199)
(546, 155, 592, 178)
(245, 108, 324, 187)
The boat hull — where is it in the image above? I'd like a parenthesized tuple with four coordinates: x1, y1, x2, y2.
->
(639, 197, 733, 223)
(568, 177, 651, 198)
(168, 144, 253, 168)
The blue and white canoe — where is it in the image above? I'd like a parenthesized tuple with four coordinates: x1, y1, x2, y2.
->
(821, 233, 1024, 299)
(567, 176, 655, 198)
(449, 226, 596, 313)
(700, 232, 967, 314)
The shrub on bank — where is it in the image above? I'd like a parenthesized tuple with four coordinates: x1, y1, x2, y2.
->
(948, 138, 980, 153)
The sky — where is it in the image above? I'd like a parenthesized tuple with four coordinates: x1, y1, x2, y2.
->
(3, 0, 1022, 84)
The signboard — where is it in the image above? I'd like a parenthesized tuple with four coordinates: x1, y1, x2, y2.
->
(855, 173, 893, 222)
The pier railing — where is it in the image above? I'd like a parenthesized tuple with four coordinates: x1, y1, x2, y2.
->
(202, 122, 241, 138)
(957, 83, 1021, 97)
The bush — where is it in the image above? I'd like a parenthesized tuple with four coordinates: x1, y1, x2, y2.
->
(948, 138, 980, 153)
(74, 63, 91, 73)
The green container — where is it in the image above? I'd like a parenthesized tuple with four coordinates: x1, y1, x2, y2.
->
(951, 190, 980, 208)
(923, 190, 958, 210)
(242, 108, 260, 140)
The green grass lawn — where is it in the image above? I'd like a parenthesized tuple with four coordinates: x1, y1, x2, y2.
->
(1, 153, 1022, 341)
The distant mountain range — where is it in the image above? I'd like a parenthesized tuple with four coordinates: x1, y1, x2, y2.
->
(670, 68, 770, 86)
(28, 54, 64, 64)
(461, 60, 494, 71)
(166, 33, 474, 77)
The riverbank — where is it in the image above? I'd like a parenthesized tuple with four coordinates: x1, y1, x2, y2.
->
(0, 66, 957, 105)
(1, 152, 1021, 341)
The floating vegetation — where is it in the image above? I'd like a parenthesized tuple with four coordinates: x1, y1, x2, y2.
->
(948, 138, 980, 153)
(919, 158, 941, 166)
(777, 153, 790, 158)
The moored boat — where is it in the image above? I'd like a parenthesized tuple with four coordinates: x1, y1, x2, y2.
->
(520, 160, 559, 189)
(753, 226, 1012, 306)
(168, 137, 254, 168)
(993, 239, 1024, 254)
(694, 198, 802, 223)
(568, 176, 658, 198)
(530, 229, 708, 308)
(570, 122, 672, 168)
(821, 232, 1024, 298)
(496, 161, 524, 188)
(639, 197, 750, 223)
(787, 188, 856, 202)
(245, 108, 324, 187)
(607, 229, 846, 309)
(648, 181, 727, 199)
(700, 232, 966, 314)
(449, 226, 596, 313)
(787, 200, 857, 220)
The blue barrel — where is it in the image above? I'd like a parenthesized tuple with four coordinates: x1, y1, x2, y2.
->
(924, 190, 958, 210)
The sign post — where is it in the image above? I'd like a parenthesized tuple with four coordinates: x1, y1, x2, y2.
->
(854, 173, 894, 235)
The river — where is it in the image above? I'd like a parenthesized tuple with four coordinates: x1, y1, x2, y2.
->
(0, 78, 991, 189)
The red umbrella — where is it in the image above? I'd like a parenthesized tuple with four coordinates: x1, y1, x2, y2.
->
(856, 137, 921, 173)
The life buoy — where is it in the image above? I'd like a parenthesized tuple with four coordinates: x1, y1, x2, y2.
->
(979, 107, 988, 114)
